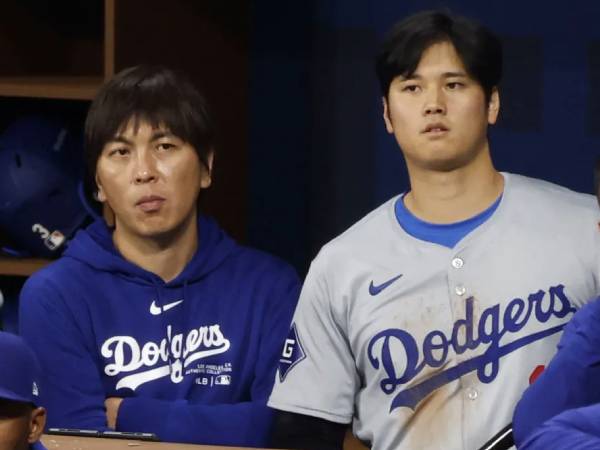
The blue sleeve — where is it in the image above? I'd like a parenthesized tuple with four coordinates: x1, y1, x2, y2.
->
(31, 440, 49, 450)
(519, 404, 600, 450)
(513, 297, 600, 446)
(19, 272, 109, 430)
(116, 265, 301, 446)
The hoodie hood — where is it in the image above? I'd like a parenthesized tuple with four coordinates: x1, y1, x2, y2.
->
(63, 215, 237, 287)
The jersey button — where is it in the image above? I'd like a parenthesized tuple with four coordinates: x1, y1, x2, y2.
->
(455, 285, 466, 296)
(451, 257, 464, 269)
(466, 387, 478, 400)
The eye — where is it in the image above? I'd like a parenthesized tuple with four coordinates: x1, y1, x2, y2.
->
(108, 147, 130, 157)
(401, 84, 421, 93)
(447, 81, 465, 90)
(157, 142, 177, 151)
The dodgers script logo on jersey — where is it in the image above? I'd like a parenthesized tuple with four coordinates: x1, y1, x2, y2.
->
(367, 283, 575, 412)
(101, 324, 231, 390)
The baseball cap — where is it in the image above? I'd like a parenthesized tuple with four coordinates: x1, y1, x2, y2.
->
(0, 332, 41, 405)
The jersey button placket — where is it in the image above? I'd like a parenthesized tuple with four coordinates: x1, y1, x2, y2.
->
(465, 386, 479, 401)
(451, 257, 464, 269)
(455, 285, 466, 296)
(452, 256, 466, 296)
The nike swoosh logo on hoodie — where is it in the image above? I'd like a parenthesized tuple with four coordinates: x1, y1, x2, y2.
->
(149, 299, 184, 315)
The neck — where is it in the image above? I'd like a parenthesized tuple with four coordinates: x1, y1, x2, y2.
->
(404, 147, 503, 223)
(113, 214, 198, 282)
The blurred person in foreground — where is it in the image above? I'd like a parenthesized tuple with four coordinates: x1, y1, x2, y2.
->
(0, 331, 46, 450)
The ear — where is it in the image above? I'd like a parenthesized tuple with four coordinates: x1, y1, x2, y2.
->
(27, 407, 46, 444)
(382, 97, 394, 134)
(487, 87, 500, 125)
(95, 173, 107, 202)
(200, 150, 215, 189)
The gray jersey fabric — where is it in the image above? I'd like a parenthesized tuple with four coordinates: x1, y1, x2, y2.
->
(269, 173, 600, 450)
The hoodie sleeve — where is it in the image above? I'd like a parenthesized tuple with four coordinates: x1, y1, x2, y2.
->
(513, 297, 600, 446)
(116, 263, 301, 446)
(519, 404, 600, 450)
(19, 271, 109, 430)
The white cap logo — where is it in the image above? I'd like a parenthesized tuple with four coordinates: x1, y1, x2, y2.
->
(32, 382, 39, 397)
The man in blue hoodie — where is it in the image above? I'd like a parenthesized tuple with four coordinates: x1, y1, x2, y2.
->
(0, 332, 47, 450)
(18, 66, 300, 447)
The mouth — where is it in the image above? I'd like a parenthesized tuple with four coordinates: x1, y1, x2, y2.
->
(135, 195, 166, 213)
(422, 123, 449, 135)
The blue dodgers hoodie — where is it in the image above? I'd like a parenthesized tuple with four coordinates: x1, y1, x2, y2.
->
(19, 216, 300, 446)
(513, 298, 600, 447)
(517, 403, 600, 450)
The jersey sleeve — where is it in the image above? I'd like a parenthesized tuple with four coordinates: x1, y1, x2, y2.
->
(19, 271, 109, 430)
(268, 255, 357, 424)
(519, 403, 600, 450)
(513, 297, 600, 445)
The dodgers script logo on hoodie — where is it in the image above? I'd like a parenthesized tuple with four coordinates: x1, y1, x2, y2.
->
(101, 324, 231, 390)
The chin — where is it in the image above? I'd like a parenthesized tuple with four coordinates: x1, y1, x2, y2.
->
(135, 219, 174, 237)
(418, 147, 481, 172)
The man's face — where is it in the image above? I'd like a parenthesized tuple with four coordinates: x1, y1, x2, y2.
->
(0, 401, 45, 450)
(383, 40, 499, 173)
(96, 120, 212, 240)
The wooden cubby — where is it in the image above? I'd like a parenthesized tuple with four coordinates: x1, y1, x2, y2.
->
(0, 0, 249, 276)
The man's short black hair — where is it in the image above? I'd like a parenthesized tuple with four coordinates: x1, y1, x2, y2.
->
(84, 65, 215, 193)
(375, 10, 502, 101)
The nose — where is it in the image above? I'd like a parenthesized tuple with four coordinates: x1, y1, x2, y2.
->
(423, 88, 446, 115)
(134, 170, 157, 184)
(132, 150, 158, 185)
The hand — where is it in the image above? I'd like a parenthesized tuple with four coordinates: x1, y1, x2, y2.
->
(105, 397, 123, 430)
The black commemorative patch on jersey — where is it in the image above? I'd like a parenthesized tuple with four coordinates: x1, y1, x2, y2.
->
(278, 323, 306, 382)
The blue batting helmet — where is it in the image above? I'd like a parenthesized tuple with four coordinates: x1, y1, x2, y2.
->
(0, 116, 90, 258)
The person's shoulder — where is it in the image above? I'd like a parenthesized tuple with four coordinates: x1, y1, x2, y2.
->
(30, 440, 48, 450)
(20, 253, 90, 306)
(23, 255, 79, 290)
(521, 403, 600, 450)
(563, 296, 600, 342)
(507, 173, 596, 210)
(317, 195, 399, 261)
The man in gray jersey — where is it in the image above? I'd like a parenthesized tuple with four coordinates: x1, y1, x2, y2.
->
(268, 10, 600, 450)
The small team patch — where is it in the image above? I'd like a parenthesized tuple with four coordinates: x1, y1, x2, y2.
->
(278, 323, 306, 382)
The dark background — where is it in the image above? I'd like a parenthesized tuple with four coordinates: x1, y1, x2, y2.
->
(1, 0, 599, 279)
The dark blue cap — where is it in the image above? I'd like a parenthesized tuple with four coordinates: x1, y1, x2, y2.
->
(0, 332, 41, 404)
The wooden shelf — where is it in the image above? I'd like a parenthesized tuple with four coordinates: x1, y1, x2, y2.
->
(0, 256, 51, 276)
(0, 76, 103, 100)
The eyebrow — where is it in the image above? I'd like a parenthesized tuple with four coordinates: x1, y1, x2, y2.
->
(107, 135, 133, 145)
(400, 71, 468, 81)
(107, 130, 176, 145)
(150, 130, 175, 141)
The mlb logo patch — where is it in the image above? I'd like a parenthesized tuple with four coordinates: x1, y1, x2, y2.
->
(278, 323, 306, 382)
(45, 230, 65, 251)
(215, 375, 231, 385)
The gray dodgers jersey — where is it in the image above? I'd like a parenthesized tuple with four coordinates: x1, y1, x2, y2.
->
(268, 173, 600, 450)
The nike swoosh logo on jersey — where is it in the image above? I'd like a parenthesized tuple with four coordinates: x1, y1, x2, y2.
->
(149, 299, 184, 315)
(369, 274, 403, 296)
